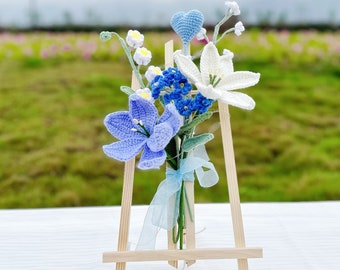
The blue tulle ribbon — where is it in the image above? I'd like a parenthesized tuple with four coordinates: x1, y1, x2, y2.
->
(136, 146, 219, 250)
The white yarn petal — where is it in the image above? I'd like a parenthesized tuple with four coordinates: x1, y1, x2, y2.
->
(218, 91, 256, 110)
(200, 42, 221, 85)
(174, 51, 202, 84)
(196, 83, 220, 100)
(219, 71, 260, 91)
(219, 54, 234, 74)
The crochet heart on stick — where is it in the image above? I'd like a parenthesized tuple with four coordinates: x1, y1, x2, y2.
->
(170, 9, 204, 53)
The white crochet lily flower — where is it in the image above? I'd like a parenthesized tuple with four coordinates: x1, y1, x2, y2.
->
(174, 42, 260, 110)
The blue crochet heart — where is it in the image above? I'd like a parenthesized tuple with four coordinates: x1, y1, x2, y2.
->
(170, 10, 204, 47)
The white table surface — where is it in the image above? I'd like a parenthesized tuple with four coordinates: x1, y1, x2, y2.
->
(0, 202, 339, 270)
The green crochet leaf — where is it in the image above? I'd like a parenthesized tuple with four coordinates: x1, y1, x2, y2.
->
(177, 111, 213, 136)
(181, 133, 214, 152)
(120, 86, 135, 96)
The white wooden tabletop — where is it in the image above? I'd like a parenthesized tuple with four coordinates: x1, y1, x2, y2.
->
(0, 202, 339, 270)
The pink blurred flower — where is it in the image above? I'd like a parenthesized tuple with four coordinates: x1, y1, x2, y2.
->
(23, 48, 33, 56)
(40, 48, 50, 59)
(63, 43, 72, 51)
(291, 43, 303, 53)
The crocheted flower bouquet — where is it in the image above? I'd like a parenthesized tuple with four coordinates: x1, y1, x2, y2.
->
(100, 1, 260, 252)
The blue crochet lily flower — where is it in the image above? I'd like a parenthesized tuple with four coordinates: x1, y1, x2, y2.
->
(103, 94, 182, 170)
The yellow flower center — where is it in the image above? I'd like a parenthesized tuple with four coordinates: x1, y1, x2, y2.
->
(140, 48, 150, 57)
(139, 92, 151, 99)
(152, 67, 162, 75)
(131, 31, 141, 40)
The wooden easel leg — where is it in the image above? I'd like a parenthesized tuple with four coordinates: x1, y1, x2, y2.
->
(116, 158, 136, 270)
(184, 181, 196, 267)
(167, 229, 178, 268)
(116, 72, 140, 270)
(218, 101, 249, 270)
(238, 259, 249, 270)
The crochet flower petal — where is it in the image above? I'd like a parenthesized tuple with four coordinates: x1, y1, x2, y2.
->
(147, 122, 173, 152)
(138, 146, 166, 170)
(103, 138, 145, 161)
(219, 71, 260, 91)
(196, 82, 220, 100)
(174, 51, 202, 84)
(220, 54, 234, 74)
(129, 94, 158, 132)
(217, 90, 256, 110)
(158, 103, 182, 135)
(104, 111, 144, 140)
(200, 42, 221, 85)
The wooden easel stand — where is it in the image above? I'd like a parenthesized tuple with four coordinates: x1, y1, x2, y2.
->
(103, 40, 263, 270)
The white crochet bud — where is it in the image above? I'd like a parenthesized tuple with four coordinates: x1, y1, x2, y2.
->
(225, 1, 241, 16)
(133, 47, 152, 66)
(145, 66, 162, 82)
(126, 30, 144, 48)
(234, 21, 245, 36)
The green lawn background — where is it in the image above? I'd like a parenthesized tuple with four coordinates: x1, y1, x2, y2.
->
(0, 30, 339, 208)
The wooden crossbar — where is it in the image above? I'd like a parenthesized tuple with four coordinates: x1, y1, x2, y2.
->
(103, 247, 263, 263)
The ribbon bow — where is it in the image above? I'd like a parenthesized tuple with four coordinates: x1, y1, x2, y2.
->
(136, 145, 219, 250)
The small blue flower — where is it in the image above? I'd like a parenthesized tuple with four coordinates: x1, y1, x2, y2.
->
(191, 93, 214, 114)
(151, 78, 163, 100)
(175, 99, 192, 117)
(103, 94, 182, 170)
(163, 93, 173, 104)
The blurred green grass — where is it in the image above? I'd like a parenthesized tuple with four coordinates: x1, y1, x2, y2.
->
(0, 30, 339, 208)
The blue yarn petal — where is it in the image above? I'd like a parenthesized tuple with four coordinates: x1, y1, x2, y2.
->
(104, 111, 144, 140)
(158, 103, 182, 135)
(147, 122, 173, 152)
(129, 94, 158, 132)
(138, 146, 166, 170)
(103, 138, 145, 161)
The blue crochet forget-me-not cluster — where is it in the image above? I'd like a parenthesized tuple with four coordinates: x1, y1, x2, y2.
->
(151, 67, 213, 116)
